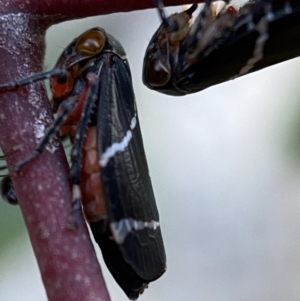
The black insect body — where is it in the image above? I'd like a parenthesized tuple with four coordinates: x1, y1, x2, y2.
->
(0, 28, 166, 300)
(143, 0, 300, 95)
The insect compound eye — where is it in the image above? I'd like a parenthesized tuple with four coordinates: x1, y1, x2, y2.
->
(75, 30, 106, 56)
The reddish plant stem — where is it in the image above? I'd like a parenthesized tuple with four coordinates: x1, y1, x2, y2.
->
(0, 1, 204, 300)
(0, 14, 110, 301)
(0, 0, 203, 16)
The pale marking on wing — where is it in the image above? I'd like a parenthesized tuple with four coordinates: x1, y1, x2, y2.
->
(100, 115, 137, 167)
(71, 184, 83, 213)
(110, 218, 160, 244)
(233, 1, 294, 79)
(72, 184, 81, 200)
(233, 3, 271, 78)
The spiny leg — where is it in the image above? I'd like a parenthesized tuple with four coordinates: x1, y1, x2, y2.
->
(69, 73, 100, 225)
(0, 68, 67, 90)
(154, 0, 198, 32)
(15, 97, 76, 172)
(154, 0, 178, 31)
(0, 153, 18, 204)
(0, 67, 69, 168)
(0, 155, 9, 175)
(185, 0, 220, 49)
(0, 162, 7, 172)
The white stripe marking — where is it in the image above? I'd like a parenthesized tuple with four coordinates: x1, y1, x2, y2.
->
(233, 3, 273, 78)
(238, 18, 269, 76)
(110, 218, 160, 244)
(100, 115, 137, 167)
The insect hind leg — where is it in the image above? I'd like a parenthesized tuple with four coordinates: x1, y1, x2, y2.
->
(68, 73, 100, 226)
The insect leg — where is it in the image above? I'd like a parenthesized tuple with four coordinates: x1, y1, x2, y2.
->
(0, 155, 10, 179)
(15, 97, 76, 172)
(154, 0, 177, 31)
(69, 73, 100, 221)
(0, 165, 7, 172)
(0, 153, 18, 204)
(0, 68, 67, 90)
(154, 0, 198, 31)
(185, 0, 227, 50)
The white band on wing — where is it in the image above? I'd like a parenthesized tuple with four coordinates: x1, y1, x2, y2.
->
(100, 115, 137, 167)
(110, 218, 160, 244)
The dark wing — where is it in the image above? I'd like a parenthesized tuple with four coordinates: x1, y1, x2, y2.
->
(90, 53, 166, 299)
(176, 0, 300, 93)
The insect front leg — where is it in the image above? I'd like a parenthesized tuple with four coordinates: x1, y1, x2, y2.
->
(0, 68, 67, 90)
(15, 97, 76, 172)
(68, 73, 100, 225)
(153, 0, 197, 31)
(0, 67, 71, 175)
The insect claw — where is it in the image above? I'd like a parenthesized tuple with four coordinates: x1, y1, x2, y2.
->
(14, 150, 40, 173)
(66, 216, 79, 230)
(68, 185, 83, 229)
(154, 0, 178, 32)
(184, 3, 198, 16)
(67, 211, 81, 230)
(66, 195, 82, 230)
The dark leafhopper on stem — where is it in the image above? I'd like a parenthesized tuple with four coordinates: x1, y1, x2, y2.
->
(0, 27, 166, 300)
(143, 0, 300, 95)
